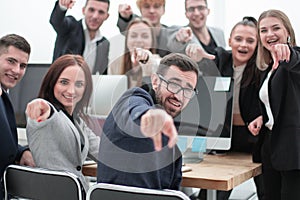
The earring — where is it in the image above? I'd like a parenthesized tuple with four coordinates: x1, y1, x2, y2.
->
(287, 36, 291, 44)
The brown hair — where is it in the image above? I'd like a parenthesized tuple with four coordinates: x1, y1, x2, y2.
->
(231, 16, 260, 88)
(256, 9, 296, 70)
(121, 17, 157, 74)
(157, 53, 199, 77)
(38, 54, 93, 119)
(0, 34, 31, 56)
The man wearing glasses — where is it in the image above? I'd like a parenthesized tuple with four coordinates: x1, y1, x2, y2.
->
(167, 0, 225, 75)
(97, 53, 198, 190)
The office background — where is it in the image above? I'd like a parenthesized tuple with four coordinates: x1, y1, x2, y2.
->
(0, 0, 298, 63)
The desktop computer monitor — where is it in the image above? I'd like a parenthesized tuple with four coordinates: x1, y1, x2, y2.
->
(174, 76, 234, 153)
(89, 75, 128, 117)
(9, 64, 50, 127)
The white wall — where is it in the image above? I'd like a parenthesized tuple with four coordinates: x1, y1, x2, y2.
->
(0, 0, 298, 63)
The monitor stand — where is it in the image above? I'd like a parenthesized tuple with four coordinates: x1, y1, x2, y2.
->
(182, 148, 204, 163)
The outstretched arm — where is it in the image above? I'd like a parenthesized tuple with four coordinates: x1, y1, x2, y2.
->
(140, 109, 177, 151)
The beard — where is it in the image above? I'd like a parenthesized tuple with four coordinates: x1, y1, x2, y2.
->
(155, 85, 181, 118)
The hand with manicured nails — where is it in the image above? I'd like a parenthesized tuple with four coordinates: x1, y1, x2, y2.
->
(140, 109, 178, 151)
(26, 99, 51, 123)
(270, 43, 290, 70)
(185, 43, 215, 62)
(118, 3, 133, 19)
(175, 27, 193, 43)
(131, 48, 152, 65)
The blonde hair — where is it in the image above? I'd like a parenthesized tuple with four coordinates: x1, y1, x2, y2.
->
(256, 9, 296, 70)
(136, 0, 165, 10)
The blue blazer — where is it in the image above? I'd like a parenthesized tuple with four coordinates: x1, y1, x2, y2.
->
(0, 91, 26, 198)
(97, 87, 182, 190)
(50, 1, 109, 74)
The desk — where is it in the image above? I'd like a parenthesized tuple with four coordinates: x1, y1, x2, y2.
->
(83, 152, 261, 200)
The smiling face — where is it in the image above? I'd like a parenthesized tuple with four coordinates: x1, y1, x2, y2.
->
(127, 22, 153, 52)
(185, 0, 209, 30)
(0, 46, 29, 90)
(259, 16, 289, 51)
(82, 0, 109, 32)
(152, 65, 197, 117)
(54, 65, 86, 115)
(229, 24, 258, 67)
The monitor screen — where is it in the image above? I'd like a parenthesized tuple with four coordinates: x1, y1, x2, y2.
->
(89, 75, 128, 117)
(10, 64, 50, 127)
(174, 76, 234, 151)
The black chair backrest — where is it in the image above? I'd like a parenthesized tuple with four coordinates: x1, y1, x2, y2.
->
(4, 165, 83, 200)
(87, 183, 190, 200)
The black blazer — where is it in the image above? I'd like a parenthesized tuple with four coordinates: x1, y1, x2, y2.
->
(214, 47, 261, 124)
(0, 91, 26, 198)
(50, 1, 109, 74)
(259, 46, 300, 171)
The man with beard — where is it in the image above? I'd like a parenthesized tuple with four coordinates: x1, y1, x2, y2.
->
(97, 53, 198, 190)
(50, 0, 110, 74)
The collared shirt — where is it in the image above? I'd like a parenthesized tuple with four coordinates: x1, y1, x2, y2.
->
(82, 19, 103, 73)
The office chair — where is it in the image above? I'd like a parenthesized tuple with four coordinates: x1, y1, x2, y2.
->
(4, 164, 84, 200)
(86, 183, 191, 200)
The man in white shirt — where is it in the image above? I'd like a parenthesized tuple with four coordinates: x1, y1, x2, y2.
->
(50, 0, 110, 74)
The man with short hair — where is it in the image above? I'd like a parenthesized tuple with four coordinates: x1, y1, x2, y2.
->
(97, 53, 199, 190)
(50, 0, 110, 74)
(0, 34, 35, 199)
(167, 0, 226, 75)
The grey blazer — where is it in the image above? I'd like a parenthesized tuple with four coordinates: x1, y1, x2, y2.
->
(26, 104, 100, 191)
(167, 26, 226, 76)
(167, 26, 226, 53)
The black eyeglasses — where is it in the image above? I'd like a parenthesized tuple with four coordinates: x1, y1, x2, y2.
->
(158, 74, 198, 99)
(186, 5, 207, 13)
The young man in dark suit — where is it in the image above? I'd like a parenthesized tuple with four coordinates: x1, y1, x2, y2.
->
(50, 0, 110, 74)
(0, 34, 35, 199)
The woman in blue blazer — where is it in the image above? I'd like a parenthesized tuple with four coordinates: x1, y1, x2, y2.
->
(248, 9, 300, 200)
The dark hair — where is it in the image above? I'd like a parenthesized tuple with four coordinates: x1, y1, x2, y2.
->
(86, 0, 110, 10)
(156, 53, 199, 77)
(38, 54, 93, 119)
(229, 16, 260, 88)
(230, 16, 257, 37)
(122, 17, 157, 74)
(0, 34, 31, 56)
(185, 0, 207, 10)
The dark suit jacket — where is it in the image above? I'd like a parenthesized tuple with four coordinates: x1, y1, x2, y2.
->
(259, 46, 300, 171)
(0, 91, 26, 198)
(214, 47, 261, 124)
(50, 1, 109, 74)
